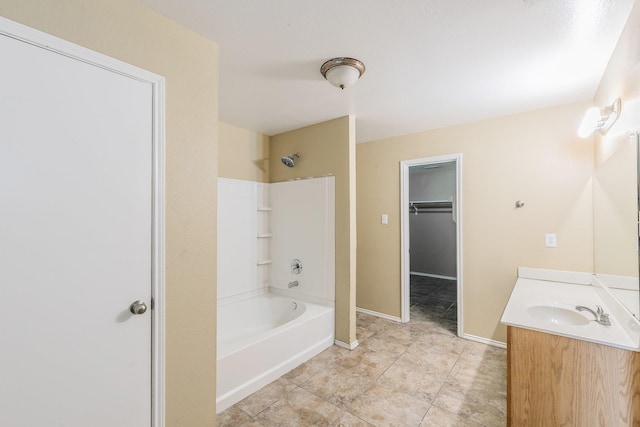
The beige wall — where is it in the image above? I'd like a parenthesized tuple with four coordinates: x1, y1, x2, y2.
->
(219, 122, 270, 182)
(0, 1, 219, 424)
(593, 0, 640, 277)
(270, 116, 358, 345)
(357, 102, 594, 343)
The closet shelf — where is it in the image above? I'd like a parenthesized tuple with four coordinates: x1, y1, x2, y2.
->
(409, 199, 452, 206)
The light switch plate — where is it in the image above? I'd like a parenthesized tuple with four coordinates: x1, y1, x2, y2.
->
(381, 214, 388, 225)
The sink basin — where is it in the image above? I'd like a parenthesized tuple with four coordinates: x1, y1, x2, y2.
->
(527, 305, 590, 326)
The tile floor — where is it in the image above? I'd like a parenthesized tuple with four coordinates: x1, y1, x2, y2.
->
(217, 276, 506, 426)
(409, 275, 458, 335)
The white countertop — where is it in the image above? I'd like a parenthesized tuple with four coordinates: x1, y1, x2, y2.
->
(501, 268, 640, 351)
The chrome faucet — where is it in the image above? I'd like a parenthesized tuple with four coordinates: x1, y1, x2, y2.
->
(575, 305, 611, 326)
(288, 280, 299, 289)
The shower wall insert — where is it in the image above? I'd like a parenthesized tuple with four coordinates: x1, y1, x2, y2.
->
(216, 177, 336, 412)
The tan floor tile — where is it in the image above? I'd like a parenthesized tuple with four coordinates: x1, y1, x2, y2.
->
(255, 387, 342, 426)
(301, 366, 374, 409)
(463, 340, 507, 359)
(433, 384, 506, 427)
(448, 352, 507, 387)
(375, 323, 425, 346)
(378, 319, 420, 338)
(347, 383, 430, 426)
(282, 360, 323, 385)
(330, 411, 374, 426)
(410, 315, 457, 336)
(440, 373, 507, 415)
(356, 325, 377, 342)
(284, 345, 350, 385)
(408, 331, 467, 357)
(236, 377, 297, 417)
(399, 346, 460, 375)
(334, 346, 399, 379)
(356, 313, 388, 342)
(216, 406, 263, 427)
(419, 406, 483, 427)
(359, 333, 411, 355)
(377, 355, 447, 403)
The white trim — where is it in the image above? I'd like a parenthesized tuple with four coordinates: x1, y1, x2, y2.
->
(334, 339, 360, 350)
(0, 16, 166, 427)
(0, 16, 162, 84)
(400, 154, 463, 339)
(462, 333, 507, 349)
(151, 74, 166, 427)
(356, 307, 402, 323)
(410, 272, 457, 281)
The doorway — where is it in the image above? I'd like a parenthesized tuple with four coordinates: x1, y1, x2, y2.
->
(400, 154, 462, 336)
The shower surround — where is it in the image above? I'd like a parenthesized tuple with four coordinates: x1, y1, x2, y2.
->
(216, 176, 335, 412)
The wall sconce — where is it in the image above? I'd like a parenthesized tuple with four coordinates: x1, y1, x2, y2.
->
(320, 57, 365, 90)
(578, 98, 621, 138)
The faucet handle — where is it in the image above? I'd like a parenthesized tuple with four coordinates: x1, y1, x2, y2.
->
(595, 305, 612, 326)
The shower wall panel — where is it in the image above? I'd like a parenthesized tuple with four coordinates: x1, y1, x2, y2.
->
(217, 178, 260, 299)
(271, 177, 335, 303)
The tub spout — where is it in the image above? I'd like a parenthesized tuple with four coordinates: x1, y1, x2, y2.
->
(288, 280, 299, 288)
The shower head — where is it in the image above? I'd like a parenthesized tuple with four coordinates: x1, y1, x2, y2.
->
(281, 153, 300, 167)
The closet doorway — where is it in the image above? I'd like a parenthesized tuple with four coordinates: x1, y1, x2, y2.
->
(400, 154, 462, 336)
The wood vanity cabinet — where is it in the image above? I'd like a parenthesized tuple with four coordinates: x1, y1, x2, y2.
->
(507, 326, 640, 426)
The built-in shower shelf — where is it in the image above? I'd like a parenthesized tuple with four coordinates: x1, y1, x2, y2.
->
(257, 260, 272, 266)
(257, 207, 272, 211)
(257, 233, 272, 238)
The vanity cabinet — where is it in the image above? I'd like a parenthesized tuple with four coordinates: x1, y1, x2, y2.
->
(507, 326, 640, 426)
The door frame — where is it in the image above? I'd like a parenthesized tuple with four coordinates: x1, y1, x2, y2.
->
(400, 154, 462, 337)
(0, 17, 166, 427)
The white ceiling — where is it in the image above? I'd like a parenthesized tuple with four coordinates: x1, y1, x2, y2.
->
(141, 0, 634, 143)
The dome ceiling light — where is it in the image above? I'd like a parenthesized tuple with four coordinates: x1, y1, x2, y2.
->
(320, 57, 365, 90)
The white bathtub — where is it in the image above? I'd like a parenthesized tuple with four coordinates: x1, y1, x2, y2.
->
(216, 292, 334, 412)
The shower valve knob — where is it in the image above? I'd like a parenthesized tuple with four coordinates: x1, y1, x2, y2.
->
(291, 259, 302, 274)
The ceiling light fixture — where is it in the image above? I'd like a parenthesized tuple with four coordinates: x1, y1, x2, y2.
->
(320, 57, 365, 90)
(578, 98, 622, 138)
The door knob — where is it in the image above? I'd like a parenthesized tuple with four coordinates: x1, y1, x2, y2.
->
(129, 300, 147, 315)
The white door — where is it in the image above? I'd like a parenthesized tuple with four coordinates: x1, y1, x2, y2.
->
(0, 24, 155, 426)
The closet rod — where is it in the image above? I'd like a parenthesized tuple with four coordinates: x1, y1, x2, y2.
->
(409, 200, 453, 208)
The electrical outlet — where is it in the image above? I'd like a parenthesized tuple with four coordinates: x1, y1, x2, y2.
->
(545, 233, 557, 248)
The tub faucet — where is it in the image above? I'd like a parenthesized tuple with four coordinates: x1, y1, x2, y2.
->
(575, 305, 611, 326)
(288, 280, 299, 289)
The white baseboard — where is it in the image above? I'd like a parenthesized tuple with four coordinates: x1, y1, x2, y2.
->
(356, 307, 402, 323)
(410, 272, 456, 281)
(462, 333, 506, 349)
(334, 339, 359, 350)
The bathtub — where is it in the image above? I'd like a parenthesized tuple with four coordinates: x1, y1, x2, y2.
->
(216, 292, 334, 412)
